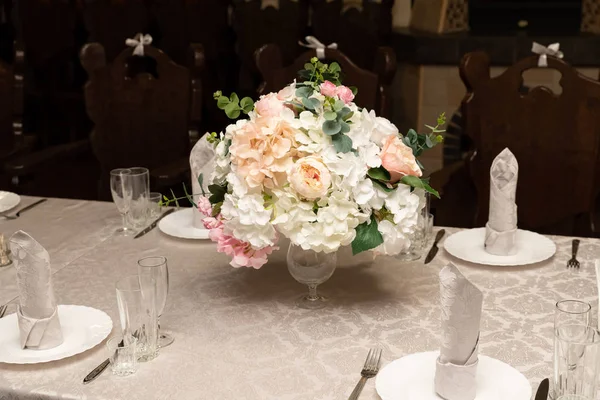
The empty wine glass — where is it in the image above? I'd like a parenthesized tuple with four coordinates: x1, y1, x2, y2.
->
(110, 169, 133, 235)
(287, 243, 337, 310)
(127, 167, 150, 230)
(138, 256, 174, 347)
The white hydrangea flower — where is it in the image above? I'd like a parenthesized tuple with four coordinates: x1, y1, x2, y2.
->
(271, 188, 317, 238)
(360, 109, 398, 147)
(374, 219, 410, 255)
(220, 194, 277, 248)
(358, 142, 382, 169)
(211, 138, 231, 184)
(323, 150, 366, 191)
(353, 178, 376, 206)
(384, 185, 420, 227)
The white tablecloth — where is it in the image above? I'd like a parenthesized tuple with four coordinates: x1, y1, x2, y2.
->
(0, 197, 597, 400)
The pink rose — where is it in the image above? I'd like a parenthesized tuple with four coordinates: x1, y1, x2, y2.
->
(255, 93, 284, 117)
(336, 85, 355, 104)
(380, 135, 422, 183)
(320, 81, 338, 97)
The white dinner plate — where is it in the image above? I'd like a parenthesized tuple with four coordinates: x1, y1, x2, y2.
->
(0, 305, 112, 364)
(443, 228, 556, 266)
(158, 208, 210, 240)
(375, 351, 531, 400)
(0, 191, 20, 213)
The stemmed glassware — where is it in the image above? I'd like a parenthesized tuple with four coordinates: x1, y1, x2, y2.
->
(138, 256, 174, 347)
(287, 244, 337, 310)
(110, 169, 133, 235)
(127, 167, 150, 230)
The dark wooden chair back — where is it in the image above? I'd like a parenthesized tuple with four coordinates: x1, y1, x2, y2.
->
(255, 44, 396, 117)
(0, 44, 23, 158)
(232, 0, 309, 95)
(80, 43, 203, 173)
(82, 0, 151, 63)
(311, 0, 394, 70)
(460, 51, 600, 233)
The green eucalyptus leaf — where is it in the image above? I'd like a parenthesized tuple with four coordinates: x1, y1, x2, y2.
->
(296, 86, 313, 98)
(425, 135, 434, 148)
(230, 93, 239, 105)
(416, 158, 425, 172)
(340, 121, 350, 134)
(367, 166, 391, 182)
(331, 133, 353, 153)
(298, 70, 312, 80)
(350, 86, 358, 96)
(400, 175, 440, 199)
(333, 100, 345, 112)
(224, 102, 241, 119)
(211, 202, 222, 217)
(328, 62, 341, 74)
(407, 129, 418, 141)
(322, 120, 341, 135)
(351, 216, 384, 255)
(217, 96, 229, 110)
(304, 63, 315, 71)
(240, 97, 254, 113)
(324, 111, 337, 121)
(198, 173, 206, 197)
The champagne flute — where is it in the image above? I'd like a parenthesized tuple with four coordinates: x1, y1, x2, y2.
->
(110, 169, 133, 235)
(137, 256, 174, 347)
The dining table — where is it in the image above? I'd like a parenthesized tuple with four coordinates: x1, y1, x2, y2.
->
(0, 196, 598, 400)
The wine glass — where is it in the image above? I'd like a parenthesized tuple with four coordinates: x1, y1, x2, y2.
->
(127, 167, 150, 230)
(287, 243, 337, 310)
(137, 256, 174, 347)
(110, 169, 133, 235)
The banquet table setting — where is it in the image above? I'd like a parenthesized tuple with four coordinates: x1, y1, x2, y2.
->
(0, 196, 599, 400)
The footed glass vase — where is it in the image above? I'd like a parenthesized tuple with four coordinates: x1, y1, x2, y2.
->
(396, 189, 431, 262)
(287, 244, 337, 310)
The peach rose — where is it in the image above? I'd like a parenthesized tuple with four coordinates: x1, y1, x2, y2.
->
(288, 156, 332, 200)
(320, 81, 338, 97)
(336, 85, 355, 104)
(255, 93, 284, 117)
(380, 135, 422, 183)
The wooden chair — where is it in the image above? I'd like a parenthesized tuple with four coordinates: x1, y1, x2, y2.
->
(80, 42, 204, 199)
(433, 51, 600, 236)
(255, 44, 397, 118)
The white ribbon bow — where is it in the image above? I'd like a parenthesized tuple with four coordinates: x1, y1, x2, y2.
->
(298, 36, 338, 59)
(531, 42, 563, 67)
(125, 33, 153, 57)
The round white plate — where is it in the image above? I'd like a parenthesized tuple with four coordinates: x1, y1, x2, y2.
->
(0, 191, 20, 213)
(158, 208, 210, 240)
(0, 305, 112, 364)
(443, 228, 556, 266)
(376, 351, 531, 400)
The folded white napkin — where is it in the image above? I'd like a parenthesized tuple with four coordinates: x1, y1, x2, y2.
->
(485, 148, 519, 255)
(9, 231, 63, 350)
(435, 263, 483, 400)
(595, 260, 600, 328)
(190, 136, 216, 228)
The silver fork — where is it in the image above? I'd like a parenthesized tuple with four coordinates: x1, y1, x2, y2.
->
(567, 239, 581, 269)
(348, 348, 382, 400)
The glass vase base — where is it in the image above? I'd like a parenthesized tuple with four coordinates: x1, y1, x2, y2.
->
(295, 294, 329, 310)
(395, 252, 422, 262)
(158, 333, 174, 348)
(115, 227, 133, 236)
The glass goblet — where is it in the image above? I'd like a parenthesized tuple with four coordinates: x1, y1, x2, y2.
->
(287, 243, 337, 310)
(110, 168, 132, 235)
(138, 256, 174, 347)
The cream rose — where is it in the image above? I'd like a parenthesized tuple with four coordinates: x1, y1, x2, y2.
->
(288, 157, 332, 200)
(380, 135, 422, 183)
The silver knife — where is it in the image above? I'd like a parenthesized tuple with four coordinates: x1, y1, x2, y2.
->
(0, 198, 47, 219)
(534, 378, 549, 400)
(424, 229, 446, 264)
(134, 208, 175, 239)
(83, 358, 110, 384)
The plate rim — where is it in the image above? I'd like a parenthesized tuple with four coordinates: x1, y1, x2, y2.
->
(443, 228, 556, 266)
(158, 208, 210, 240)
(0, 191, 21, 213)
(375, 351, 532, 400)
(0, 304, 113, 364)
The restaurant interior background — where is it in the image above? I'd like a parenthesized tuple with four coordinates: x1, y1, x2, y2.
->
(1, 0, 600, 237)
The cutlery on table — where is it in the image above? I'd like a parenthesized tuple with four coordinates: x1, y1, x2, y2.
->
(567, 239, 580, 269)
(424, 229, 446, 264)
(348, 348, 382, 400)
(0, 304, 8, 318)
(534, 378, 549, 400)
(0, 199, 47, 220)
(134, 208, 175, 239)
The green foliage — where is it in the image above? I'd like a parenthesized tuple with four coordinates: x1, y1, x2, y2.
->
(208, 183, 227, 205)
(214, 91, 254, 120)
(331, 133, 353, 153)
(205, 132, 220, 147)
(351, 216, 384, 255)
(297, 58, 343, 87)
(401, 113, 447, 164)
(301, 97, 320, 110)
(323, 120, 341, 136)
(400, 175, 440, 199)
(367, 167, 391, 182)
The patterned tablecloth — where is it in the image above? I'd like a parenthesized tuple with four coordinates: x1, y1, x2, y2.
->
(0, 197, 597, 400)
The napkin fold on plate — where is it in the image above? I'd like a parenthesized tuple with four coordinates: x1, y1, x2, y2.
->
(190, 136, 216, 228)
(484, 147, 519, 256)
(434, 263, 483, 400)
(595, 260, 600, 328)
(9, 230, 63, 350)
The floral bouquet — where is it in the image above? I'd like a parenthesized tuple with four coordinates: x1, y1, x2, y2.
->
(195, 58, 445, 269)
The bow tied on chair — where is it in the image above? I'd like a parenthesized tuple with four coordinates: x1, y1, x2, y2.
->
(298, 36, 338, 60)
(531, 42, 564, 67)
(125, 33, 153, 57)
